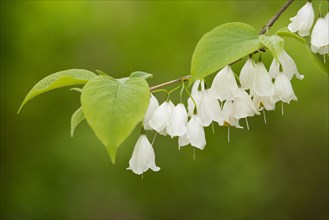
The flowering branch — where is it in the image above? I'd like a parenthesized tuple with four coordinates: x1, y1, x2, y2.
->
(149, 0, 295, 91)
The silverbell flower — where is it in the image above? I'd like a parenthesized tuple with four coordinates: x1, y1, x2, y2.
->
(178, 114, 206, 150)
(311, 13, 329, 55)
(269, 58, 280, 79)
(211, 65, 239, 101)
(188, 80, 221, 126)
(252, 62, 275, 97)
(221, 101, 241, 128)
(278, 50, 304, 80)
(253, 95, 277, 111)
(199, 88, 222, 126)
(167, 103, 188, 138)
(288, 1, 314, 37)
(143, 94, 159, 130)
(274, 72, 297, 103)
(127, 135, 160, 175)
(239, 58, 256, 90)
(149, 100, 174, 135)
(233, 88, 260, 120)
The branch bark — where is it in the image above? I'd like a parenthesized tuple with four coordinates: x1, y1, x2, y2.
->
(259, 0, 294, 35)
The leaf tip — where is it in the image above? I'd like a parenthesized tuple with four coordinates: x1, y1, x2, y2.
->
(107, 145, 118, 164)
(17, 102, 25, 114)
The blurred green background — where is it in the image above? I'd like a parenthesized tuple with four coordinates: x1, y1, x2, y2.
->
(1, 1, 328, 219)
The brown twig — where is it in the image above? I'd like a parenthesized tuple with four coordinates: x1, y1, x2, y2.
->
(150, 0, 295, 91)
(259, 0, 294, 35)
(150, 75, 190, 91)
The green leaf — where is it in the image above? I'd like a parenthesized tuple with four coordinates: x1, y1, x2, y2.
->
(71, 106, 85, 137)
(130, 71, 153, 80)
(190, 22, 263, 84)
(18, 69, 97, 113)
(276, 27, 305, 44)
(81, 76, 150, 163)
(259, 35, 284, 60)
(276, 27, 329, 74)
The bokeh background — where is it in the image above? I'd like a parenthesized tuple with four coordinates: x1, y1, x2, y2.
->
(1, 1, 328, 219)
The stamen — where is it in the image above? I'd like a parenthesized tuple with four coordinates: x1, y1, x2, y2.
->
(281, 102, 284, 116)
(193, 147, 196, 160)
(151, 132, 157, 145)
(263, 109, 267, 124)
(323, 54, 326, 64)
(228, 126, 230, 143)
(245, 118, 250, 130)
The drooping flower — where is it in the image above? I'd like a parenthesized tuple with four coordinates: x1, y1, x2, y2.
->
(149, 101, 174, 135)
(127, 135, 160, 175)
(239, 58, 256, 90)
(278, 50, 304, 80)
(269, 58, 280, 79)
(178, 114, 206, 150)
(288, 1, 314, 37)
(253, 95, 277, 111)
(252, 62, 275, 97)
(274, 72, 297, 103)
(211, 66, 239, 101)
(311, 13, 329, 55)
(221, 101, 242, 128)
(188, 80, 221, 127)
(233, 88, 260, 120)
(167, 103, 188, 138)
(143, 94, 159, 130)
(198, 88, 222, 126)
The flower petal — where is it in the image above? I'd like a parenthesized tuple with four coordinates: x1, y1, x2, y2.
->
(167, 103, 188, 137)
(211, 66, 239, 101)
(143, 94, 159, 130)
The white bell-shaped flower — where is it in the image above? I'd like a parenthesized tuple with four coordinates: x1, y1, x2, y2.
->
(221, 101, 242, 128)
(278, 50, 304, 80)
(167, 103, 188, 138)
(198, 81, 222, 126)
(239, 58, 255, 90)
(252, 62, 275, 97)
(211, 66, 239, 101)
(149, 100, 174, 135)
(143, 94, 159, 130)
(187, 80, 202, 116)
(274, 72, 297, 103)
(198, 89, 222, 126)
(269, 59, 280, 79)
(127, 135, 160, 175)
(187, 80, 221, 126)
(288, 2, 314, 37)
(311, 13, 329, 55)
(233, 88, 260, 120)
(178, 115, 206, 150)
(253, 95, 277, 111)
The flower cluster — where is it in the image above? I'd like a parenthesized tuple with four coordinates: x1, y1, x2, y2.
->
(126, 1, 329, 176)
(288, 1, 329, 55)
(127, 51, 302, 175)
